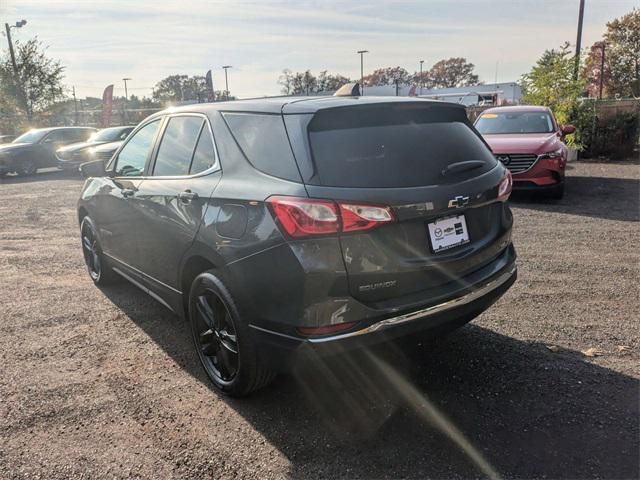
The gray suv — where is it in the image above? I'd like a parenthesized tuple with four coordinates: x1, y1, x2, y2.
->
(78, 96, 517, 396)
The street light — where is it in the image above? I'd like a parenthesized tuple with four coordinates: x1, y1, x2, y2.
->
(357, 50, 368, 96)
(419, 60, 424, 96)
(222, 65, 232, 100)
(4, 19, 27, 117)
(122, 77, 132, 100)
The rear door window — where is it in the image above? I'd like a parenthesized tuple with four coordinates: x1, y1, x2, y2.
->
(153, 116, 204, 176)
(222, 112, 300, 181)
(306, 104, 496, 188)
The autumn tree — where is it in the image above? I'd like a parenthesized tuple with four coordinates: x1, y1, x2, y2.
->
(582, 42, 610, 98)
(603, 9, 639, 97)
(0, 37, 66, 121)
(427, 58, 479, 88)
(362, 67, 410, 86)
(278, 69, 350, 94)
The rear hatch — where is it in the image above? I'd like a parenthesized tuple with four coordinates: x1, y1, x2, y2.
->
(285, 100, 510, 306)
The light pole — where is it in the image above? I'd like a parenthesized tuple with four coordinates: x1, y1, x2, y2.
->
(419, 60, 424, 96)
(122, 77, 131, 100)
(222, 66, 232, 100)
(5, 19, 28, 118)
(122, 78, 131, 124)
(357, 50, 368, 96)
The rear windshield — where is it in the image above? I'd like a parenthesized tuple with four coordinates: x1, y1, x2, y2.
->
(307, 104, 496, 188)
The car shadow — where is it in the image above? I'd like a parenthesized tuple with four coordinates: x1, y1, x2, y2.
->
(100, 284, 639, 479)
(511, 175, 639, 222)
(0, 168, 81, 184)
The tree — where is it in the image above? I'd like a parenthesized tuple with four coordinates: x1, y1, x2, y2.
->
(0, 37, 66, 121)
(603, 9, 640, 97)
(362, 67, 410, 86)
(427, 58, 479, 88)
(583, 42, 610, 98)
(152, 75, 211, 103)
(278, 69, 350, 94)
(520, 43, 586, 147)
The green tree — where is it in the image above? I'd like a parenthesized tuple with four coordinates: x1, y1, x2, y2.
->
(0, 37, 66, 121)
(152, 75, 210, 103)
(427, 58, 479, 88)
(520, 43, 587, 147)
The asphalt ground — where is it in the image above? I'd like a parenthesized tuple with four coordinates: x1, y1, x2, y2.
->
(0, 160, 638, 479)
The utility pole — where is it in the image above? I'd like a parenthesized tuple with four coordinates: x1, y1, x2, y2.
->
(72, 86, 78, 125)
(419, 60, 424, 95)
(5, 20, 28, 119)
(222, 66, 232, 100)
(598, 42, 606, 99)
(357, 50, 368, 96)
(574, 0, 585, 81)
(122, 78, 131, 124)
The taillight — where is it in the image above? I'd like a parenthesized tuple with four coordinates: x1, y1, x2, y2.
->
(267, 196, 395, 238)
(497, 169, 512, 201)
(340, 203, 394, 233)
(267, 196, 339, 238)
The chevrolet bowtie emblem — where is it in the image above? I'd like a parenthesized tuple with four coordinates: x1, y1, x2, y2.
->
(448, 195, 470, 209)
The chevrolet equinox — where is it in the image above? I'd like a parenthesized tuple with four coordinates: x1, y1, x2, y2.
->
(78, 96, 517, 396)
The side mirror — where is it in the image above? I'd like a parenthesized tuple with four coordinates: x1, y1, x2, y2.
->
(561, 124, 576, 135)
(80, 159, 107, 178)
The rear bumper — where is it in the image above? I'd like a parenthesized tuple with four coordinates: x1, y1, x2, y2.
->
(513, 179, 564, 192)
(251, 246, 517, 368)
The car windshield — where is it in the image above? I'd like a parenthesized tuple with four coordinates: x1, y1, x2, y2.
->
(475, 111, 555, 134)
(13, 130, 48, 144)
(88, 127, 129, 143)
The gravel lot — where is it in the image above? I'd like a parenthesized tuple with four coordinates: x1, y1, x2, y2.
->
(0, 160, 638, 479)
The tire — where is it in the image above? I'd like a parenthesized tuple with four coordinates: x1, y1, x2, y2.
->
(80, 216, 119, 285)
(188, 271, 275, 396)
(19, 159, 37, 176)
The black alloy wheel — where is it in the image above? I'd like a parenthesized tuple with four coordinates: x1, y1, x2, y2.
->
(193, 291, 239, 384)
(80, 216, 117, 285)
(189, 271, 275, 396)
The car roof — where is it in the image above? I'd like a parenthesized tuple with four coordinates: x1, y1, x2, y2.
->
(150, 95, 465, 117)
(27, 126, 96, 133)
(480, 105, 551, 114)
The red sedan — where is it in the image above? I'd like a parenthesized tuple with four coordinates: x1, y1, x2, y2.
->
(475, 106, 575, 199)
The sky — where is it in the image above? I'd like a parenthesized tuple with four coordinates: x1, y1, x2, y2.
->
(1, 0, 637, 99)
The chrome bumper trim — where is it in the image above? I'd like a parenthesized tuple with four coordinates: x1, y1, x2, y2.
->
(307, 264, 517, 344)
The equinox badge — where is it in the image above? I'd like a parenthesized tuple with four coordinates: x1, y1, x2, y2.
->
(448, 195, 470, 209)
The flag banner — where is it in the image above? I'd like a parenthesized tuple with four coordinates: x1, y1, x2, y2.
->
(101, 84, 114, 127)
(205, 70, 214, 102)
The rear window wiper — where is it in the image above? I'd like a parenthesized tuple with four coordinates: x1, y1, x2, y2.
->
(441, 160, 486, 177)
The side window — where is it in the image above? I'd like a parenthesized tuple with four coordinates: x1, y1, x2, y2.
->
(41, 130, 65, 145)
(189, 126, 216, 174)
(153, 116, 203, 176)
(114, 120, 161, 177)
(222, 112, 300, 181)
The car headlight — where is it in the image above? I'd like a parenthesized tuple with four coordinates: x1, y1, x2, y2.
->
(538, 148, 563, 160)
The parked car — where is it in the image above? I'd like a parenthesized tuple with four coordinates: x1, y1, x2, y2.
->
(56, 126, 134, 171)
(474, 106, 575, 199)
(78, 97, 516, 396)
(0, 126, 96, 176)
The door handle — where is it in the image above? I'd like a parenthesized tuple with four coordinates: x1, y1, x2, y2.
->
(178, 190, 198, 203)
(121, 188, 136, 198)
